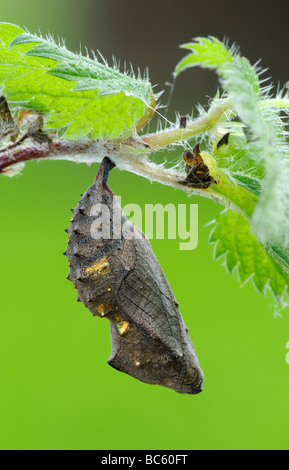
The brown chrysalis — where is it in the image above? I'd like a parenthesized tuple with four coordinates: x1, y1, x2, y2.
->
(182, 143, 216, 189)
(65, 157, 204, 394)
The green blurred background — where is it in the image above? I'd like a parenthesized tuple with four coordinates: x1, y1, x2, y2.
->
(1, 0, 289, 450)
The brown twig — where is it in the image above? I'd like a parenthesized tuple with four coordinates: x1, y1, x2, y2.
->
(0, 140, 95, 173)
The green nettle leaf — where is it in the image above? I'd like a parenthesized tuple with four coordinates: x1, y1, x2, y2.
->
(209, 210, 289, 309)
(175, 37, 233, 75)
(0, 22, 153, 139)
(212, 134, 265, 180)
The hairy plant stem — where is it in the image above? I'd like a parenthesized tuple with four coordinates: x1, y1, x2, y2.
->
(141, 97, 289, 149)
(142, 100, 231, 148)
(0, 134, 257, 219)
(259, 98, 289, 110)
(0, 96, 256, 218)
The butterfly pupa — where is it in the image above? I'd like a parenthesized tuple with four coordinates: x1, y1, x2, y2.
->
(65, 157, 204, 395)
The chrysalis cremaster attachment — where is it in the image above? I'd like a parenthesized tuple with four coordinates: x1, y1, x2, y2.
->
(65, 157, 204, 395)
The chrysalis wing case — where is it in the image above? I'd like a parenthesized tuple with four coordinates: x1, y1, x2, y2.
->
(66, 157, 204, 394)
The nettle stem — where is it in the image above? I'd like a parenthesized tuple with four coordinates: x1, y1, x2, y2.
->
(0, 97, 256, 218)
(142, 99, 231, 148)
(0, 136, 257, 225)
(0, 140, 93, 172)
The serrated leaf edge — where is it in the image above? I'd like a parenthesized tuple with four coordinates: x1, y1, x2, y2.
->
(209, 225, 289, 304)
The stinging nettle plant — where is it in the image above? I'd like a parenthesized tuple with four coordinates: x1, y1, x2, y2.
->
(1, 23, 289, 313)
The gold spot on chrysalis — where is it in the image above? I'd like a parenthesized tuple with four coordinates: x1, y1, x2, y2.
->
(163, 379, 175, 387)
(132, 355, 150, 368)
(96, 304, 112, 317)
(116, 320, 130, 336)
(114, 314, 130, 336)
(85, 257, 110, 279)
